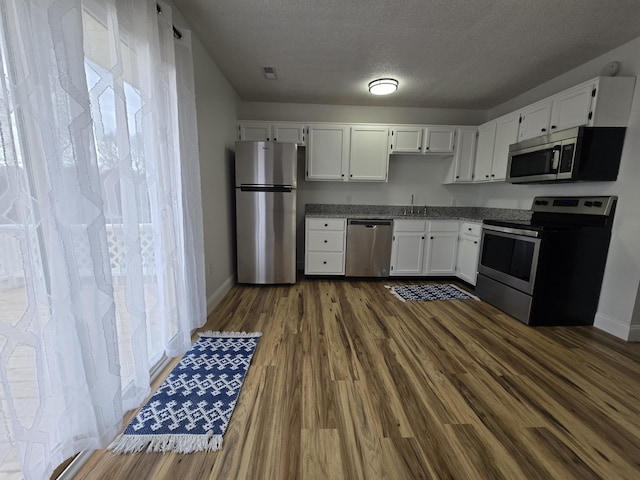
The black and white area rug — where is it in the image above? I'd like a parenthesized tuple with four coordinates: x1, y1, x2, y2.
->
(386, 283, 479, 302)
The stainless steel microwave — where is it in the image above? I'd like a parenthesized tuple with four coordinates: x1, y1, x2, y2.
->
(507, 126, 626, 184)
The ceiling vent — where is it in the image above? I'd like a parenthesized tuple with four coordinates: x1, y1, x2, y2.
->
(262, 66, 278, 80)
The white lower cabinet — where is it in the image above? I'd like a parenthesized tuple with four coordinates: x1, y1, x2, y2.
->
(390, 220, 427, 276)
(424, 221, 459, 274)
(456, 222, 482, 285)
(305, 217, 347, 275)
(391, 220, 460, 276)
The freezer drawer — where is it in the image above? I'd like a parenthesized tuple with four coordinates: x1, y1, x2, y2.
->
(235, 189, 296, 284)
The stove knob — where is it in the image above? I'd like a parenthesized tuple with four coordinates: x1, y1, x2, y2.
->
(593, 201, 603, 207)
(584, 201, 593, 207)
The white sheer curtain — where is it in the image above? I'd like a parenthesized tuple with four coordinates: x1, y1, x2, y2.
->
(0, 0, 205, 478)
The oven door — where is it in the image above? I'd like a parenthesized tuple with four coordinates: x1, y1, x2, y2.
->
(478, 225, 542, 295)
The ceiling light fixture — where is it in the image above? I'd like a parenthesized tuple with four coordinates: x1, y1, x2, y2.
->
(368, 78, 398, 95)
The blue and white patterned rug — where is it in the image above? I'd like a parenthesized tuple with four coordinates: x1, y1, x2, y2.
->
(386, 283, 479, 302)
(109, 331, 261, 454)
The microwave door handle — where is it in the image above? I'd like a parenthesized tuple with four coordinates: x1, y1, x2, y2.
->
(552, 145, 561, 171)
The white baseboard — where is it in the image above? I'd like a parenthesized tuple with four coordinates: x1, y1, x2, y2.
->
(594, 312, 631, 341)
(207, 274, 235, 315)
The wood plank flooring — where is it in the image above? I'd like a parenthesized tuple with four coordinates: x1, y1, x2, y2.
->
(72, 278, 640, 479)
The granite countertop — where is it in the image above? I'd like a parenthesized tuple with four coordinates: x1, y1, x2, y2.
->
(305, 204, 532, 222)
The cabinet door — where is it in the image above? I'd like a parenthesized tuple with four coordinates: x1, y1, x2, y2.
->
(349, 126, 389, 181)
(306, 125, 349, 181)
(549, 83, 595, 133)
(425, 126, 456, 153)
(272, 123, 306, 145)
(518, 101, 552, 141)
(239, 122, 271, 141)
(389, 127, 423, 153)
(492, 113, 520, 181)
(456, 235, 480, 285)
(474, 122, 497, 182)
(424, 232, 458, 274)
(452, 128, 477, 182)
(390, 232, 425, 275)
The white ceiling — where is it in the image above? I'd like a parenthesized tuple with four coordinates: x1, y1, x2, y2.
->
(172, 0, 640, 109)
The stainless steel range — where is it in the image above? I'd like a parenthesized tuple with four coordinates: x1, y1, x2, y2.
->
(475, 195, 617, 326)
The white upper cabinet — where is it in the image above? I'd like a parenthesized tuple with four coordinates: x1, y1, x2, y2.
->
(548, 82, 595, 133)
(389, 126, 423, 154)
(306, 124, 389, 182)
(349, 126, 390, 181)
(424, 126, 456, 153)
(450, 128, 477, 183)
(388, 125, 457, 155)
(474, 112, 520, 183)
(515, 76, 635, 142)
(586, 76, 636, 127)
(272, 123, 306, 144)
(492, 113, 520, 181)
(306, 124, 350, 181)
(238, 122, 270, 142)
(473, 122, 497, 182)
(238, 121, 306, 145)
(517, 100, 552, 141)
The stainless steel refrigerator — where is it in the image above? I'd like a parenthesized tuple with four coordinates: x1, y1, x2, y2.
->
(234, 141, 297, 284)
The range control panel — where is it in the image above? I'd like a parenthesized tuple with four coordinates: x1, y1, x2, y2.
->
(531, 196, 617, 216)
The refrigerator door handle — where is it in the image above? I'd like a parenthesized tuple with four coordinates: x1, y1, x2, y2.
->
(240, 185, 293, 193)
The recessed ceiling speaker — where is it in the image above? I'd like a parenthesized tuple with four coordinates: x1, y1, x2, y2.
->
(601, 61, 620, 77)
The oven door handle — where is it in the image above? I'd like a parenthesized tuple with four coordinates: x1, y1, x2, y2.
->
(482, 224, 540, 238)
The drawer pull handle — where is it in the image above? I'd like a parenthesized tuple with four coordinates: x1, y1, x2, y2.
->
(324, 223, 328, 227)
(323, 261, 327, 264)
(324, 240, 328, 243)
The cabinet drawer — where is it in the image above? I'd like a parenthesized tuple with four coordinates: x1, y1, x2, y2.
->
(307, 231, 345, 251)
(428, 220, 459, 233)
(460, 222, 481, 237)
(306, 252, 345, 274)
(393, 219, 426, 233)
(307, 218, 346, 231)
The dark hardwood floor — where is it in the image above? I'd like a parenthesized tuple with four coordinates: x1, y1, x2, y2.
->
(73, 278, 640, 479)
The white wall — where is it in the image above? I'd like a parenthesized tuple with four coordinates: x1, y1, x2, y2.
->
(172, 5, 240, 312)
(239, 102, 486, 126)
(474, 36, 640, 341)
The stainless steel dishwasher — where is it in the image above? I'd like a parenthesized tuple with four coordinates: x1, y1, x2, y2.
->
(345, 219, 393, 277)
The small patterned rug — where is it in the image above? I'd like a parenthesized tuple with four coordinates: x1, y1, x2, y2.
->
(386, 283, 478, 302)
(109, 331, 261, 454)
